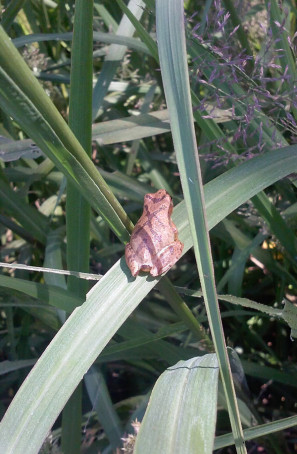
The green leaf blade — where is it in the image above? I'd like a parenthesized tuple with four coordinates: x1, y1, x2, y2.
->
(134, 354, 219, 454)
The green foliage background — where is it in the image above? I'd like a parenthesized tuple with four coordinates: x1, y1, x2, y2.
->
(0, 0, 297, 453)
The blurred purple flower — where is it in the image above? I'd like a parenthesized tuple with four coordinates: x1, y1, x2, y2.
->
(188, 0, 297, 168)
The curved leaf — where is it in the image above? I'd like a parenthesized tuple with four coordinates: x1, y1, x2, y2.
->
(134, 355, 219, 454)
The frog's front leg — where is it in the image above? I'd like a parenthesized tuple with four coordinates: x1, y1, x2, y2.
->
(150, 240, 184, 276)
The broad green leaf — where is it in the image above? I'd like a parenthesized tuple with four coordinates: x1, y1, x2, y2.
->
(134, 354, 219, 454)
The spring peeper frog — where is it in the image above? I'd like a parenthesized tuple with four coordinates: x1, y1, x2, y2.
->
(125, 189, 184, 277)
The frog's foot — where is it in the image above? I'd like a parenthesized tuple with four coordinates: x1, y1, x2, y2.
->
(150, 240, 184, 276)
(125, 244, 141, 277)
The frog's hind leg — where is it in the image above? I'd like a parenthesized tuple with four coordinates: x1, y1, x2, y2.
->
(150, 241, 184, 277)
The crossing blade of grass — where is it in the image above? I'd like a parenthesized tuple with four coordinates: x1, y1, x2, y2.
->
(252, 191, 297, 263)
(134, 355, 219, 454)
(43, 229, 67, 324)
(0, 275, 81, 312)
(12, 31, 150, 55)
(92, 0, 145, 120)
(241, 360, 297, 387)
(156, 0, 246, 452)
(1, 0, 27, 31)
(101, 321, 188, 361)
(0, 26, 133, 243)
(0, 215, 35, 244)
(0, 359, 36, 375)
(99, 168, 150, 201)
(1, 145, 297, 452)
(0, 176, 48, 244)
(43, 228, 67, 289)
(115, 0, 158, 61)
(214, 415, 297, 450)
(225, 232, 267, 296)
(94, 3, 118, 32)
(126, 84, 157, 175)
(92, 109, 171, 144)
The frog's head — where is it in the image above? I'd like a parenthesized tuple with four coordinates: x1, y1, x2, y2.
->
(144, 189, 173, 215)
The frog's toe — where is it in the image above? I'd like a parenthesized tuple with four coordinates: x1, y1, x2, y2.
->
(129, 261, 141, 277)
(149, 265, 161, 277)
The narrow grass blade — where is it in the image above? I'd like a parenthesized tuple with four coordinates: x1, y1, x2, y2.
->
(214, 415, 297, 450)
(0, 176, 48, 244)
(85, 367, 123, 449)
(252, 191, 297, 263)
(66, 0, 93, 286)
(1, 0, 27, 31)
(43, 229, 67, 324)
(115, 0, 158, 61)
(156, 0, 246, 451)
(241, 360, 297, 387)
(222, 0, 253, 56)
(94, 3, 118, 32)
(126, 84, 157, 175)
(0, 359, 36, 375)
(43, 228, 67, 289)
(61, 0, 94, 451)
(0, 275, 81, 311)
(217, 229, 267, 294)
(92, 110, 170, 144)
(12, 31, 149, 55)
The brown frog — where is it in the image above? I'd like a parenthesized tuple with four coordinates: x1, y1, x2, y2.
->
(125, 189, 184, 277)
